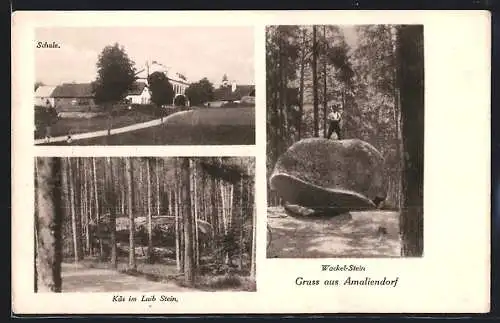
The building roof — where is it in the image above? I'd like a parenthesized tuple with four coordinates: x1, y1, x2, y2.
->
(35, 85, 57, 97)
(135, 65, 190, 86)
(51, 82, 149, 98)
(51, 83, 94, 98)
(213, 85, 255, 101)
(126, 82, 148, 96)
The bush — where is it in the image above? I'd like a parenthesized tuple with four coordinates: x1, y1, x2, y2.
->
(205, 274, 242, 289)
(174, 95, 187, 107)
(131, 104, 173, 117)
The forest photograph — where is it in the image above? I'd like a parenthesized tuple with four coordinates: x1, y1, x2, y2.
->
(266, 25, 424, 259)
(34, 156, 256, 292)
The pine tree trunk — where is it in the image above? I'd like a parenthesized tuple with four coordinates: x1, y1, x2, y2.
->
(238, 179, 244, 271)
(92, 158, 103, 257)
(126, 158, 137, 270)
(231, 179, 242, 270)
(312, 25, 319, 137)
(193, 164, 200, 267)
(107, 157, 117, 268)
(277, 29, 284, 153)
(250, 201, 256, 279)
(391, 26, 404, 209)
(174, 189, 181, 272)
(279, 29, 289, 147)
(168, 189, 173, 216)
(35, 157, 62, 292)
(298, 28, 306, 141)
(322, 26, 328, 138)
(181, 158, 195, 285)
(83, 159, 90, 255)
(398, 25, 424, 257)
(68, 158, 83, 262)
(146, 158, 153, 261)
(210, 175, 219, 263)
(121, 178, 126, 215)
(156, 159, 161, 216)
(178, 182, 185, 273)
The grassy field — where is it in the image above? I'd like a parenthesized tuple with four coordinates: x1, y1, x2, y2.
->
(52, 106, 255, 145)
(267, 206, 401, 258)
(35, 110, 155, 139)
(35, 106, 183, 140)
(61, 256, 256, 292)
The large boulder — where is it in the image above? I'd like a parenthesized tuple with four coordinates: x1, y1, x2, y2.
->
(270, 138, 387, 215)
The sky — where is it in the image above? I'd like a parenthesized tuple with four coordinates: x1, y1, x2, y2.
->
(35, 26, 359, 87)
(35, 27, 255, 86)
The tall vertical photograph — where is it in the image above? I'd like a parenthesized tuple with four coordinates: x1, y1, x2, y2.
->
(34, 27, 255, 146)
(34, 157, 256, 292)
(266, 25, 424, 258)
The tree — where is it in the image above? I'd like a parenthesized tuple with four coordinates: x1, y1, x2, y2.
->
(92, 43, 136, 135)
(148, 71, 175, 107)
(126, 158, 137, 270)
(298, 28, 307, 140)
(106, 157, 118, 268)
(398, 25, 424, 257)
(35, 81, 45, 91)
(185, 78, 215, 106)
(174, 95, 187, 107)
(35, 157, 62, 292)
(351, 25, 402, 207)
(66, 158, 83, 262)
(92, 43, 136, 106)
(146, 158, 154, 262)
(92, 158, 103, 256)
(312, 25, 319, 137)
(181, 158, 195, 285)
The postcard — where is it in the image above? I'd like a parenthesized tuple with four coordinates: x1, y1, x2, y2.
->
(12, 10, 491, 314)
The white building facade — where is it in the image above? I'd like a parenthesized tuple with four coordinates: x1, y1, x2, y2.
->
(34, 85, 56, 107)
(135, 61, 190, 105)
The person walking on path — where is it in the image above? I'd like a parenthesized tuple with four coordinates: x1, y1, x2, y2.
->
(43, 100, 58, 141)
(326, 105, 342, 140)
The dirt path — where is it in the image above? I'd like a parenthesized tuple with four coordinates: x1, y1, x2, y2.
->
(61, 263, 193, 292)
(267, 207, 401, 258)
(35, 111, 190, 145)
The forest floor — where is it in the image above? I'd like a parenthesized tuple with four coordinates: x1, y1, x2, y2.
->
(61, 262, 192, 292)
(266, 206, 402, 258)
(61, 257, 256, 292)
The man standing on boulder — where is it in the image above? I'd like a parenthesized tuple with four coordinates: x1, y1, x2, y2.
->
(326, 105, 342, 140)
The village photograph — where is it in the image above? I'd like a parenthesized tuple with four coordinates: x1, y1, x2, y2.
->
(34, 27, 255, 146)
(34, 157, 256, 292)
(265, 25, 424, 258)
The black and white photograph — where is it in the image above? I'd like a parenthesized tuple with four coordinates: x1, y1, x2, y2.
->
(13, 10, 490, 315)
(34, 27, 255, 146)
(34, 157, 256, 292)
(266, 25, 424, 258)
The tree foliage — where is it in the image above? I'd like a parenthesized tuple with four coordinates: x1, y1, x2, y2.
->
(92, 43, 137, 105)
(174, 95, 187, 107)
(147, 71, 175, 106)
(185, 78, 215, 106)
(35, 81, 45, 91)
